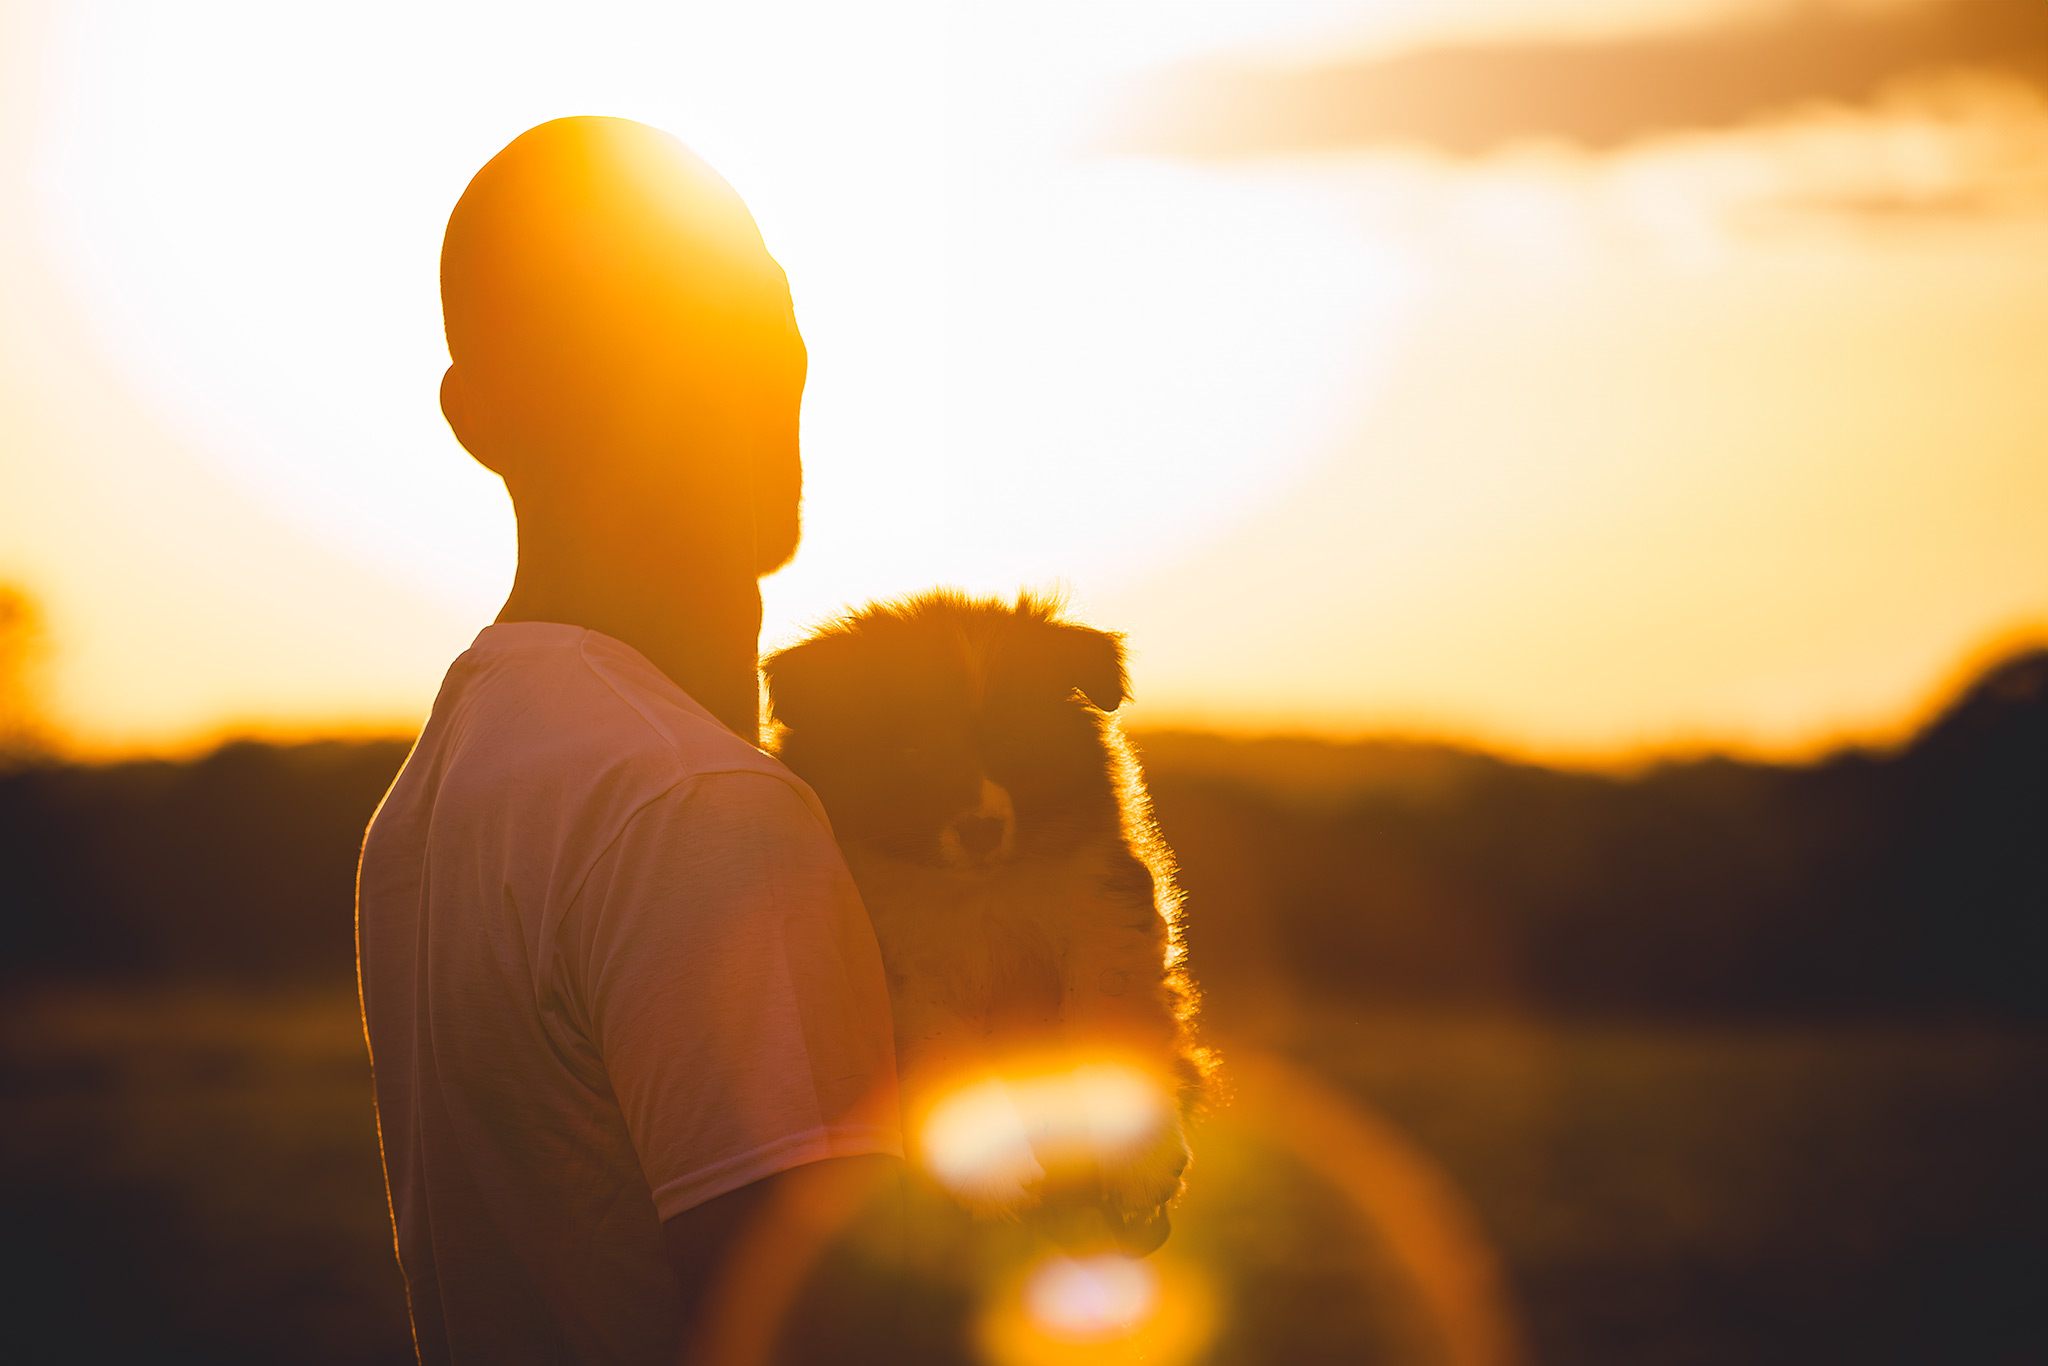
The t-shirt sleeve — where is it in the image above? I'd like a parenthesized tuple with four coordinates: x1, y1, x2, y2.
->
(575, 770, 902, 1221)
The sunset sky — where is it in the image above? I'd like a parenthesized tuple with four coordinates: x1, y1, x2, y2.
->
(1, 0, 2043, 760)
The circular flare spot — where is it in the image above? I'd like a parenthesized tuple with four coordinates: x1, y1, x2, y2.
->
(918, 1062, 1172, 1204)
(1023, 1255, 1160, 1342)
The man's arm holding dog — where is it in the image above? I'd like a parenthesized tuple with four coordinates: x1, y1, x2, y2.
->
(578, 772, 905, 1358)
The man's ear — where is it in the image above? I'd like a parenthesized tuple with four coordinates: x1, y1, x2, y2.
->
(440, 366, 510, 478)
(1051, 623, 1129, 713)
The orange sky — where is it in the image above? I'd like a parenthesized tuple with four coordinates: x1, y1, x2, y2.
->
(1, 0, 2044, 762)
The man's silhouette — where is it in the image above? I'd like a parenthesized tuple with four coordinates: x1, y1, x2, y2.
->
(357, 117, 902, 1365)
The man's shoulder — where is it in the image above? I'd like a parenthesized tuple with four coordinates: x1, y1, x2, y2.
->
(563, 629, 777, 780)
(394, 623, 808, 838)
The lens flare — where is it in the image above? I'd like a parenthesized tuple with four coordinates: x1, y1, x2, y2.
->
(979, 1252, 1217, 1366)
(692, 1047, 1515, 1366)
(1054, 1064, 1170, 1155)
(920, 1076, 1045, 1208)
(1022, 1255, 1159, 1342)
(917, 1062, 1172, 1204)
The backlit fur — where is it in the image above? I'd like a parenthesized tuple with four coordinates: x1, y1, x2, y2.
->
(764, 590, 1212, 1247)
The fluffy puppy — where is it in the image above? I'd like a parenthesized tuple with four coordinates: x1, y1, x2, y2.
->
(763, 590, 1209, 1250)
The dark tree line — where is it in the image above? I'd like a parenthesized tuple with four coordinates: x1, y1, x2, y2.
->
(0, 739, 412, 983)
(1153, 649, 2048, 1020)
(1, 651, 2042, 1018)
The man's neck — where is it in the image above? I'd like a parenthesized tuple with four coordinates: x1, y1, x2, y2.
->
(498, 519, 764, 742)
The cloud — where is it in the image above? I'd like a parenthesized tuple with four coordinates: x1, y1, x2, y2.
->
(1101, 0, 2048, 158)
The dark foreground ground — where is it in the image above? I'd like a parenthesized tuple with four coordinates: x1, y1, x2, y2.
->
(5, 987, 2043, 1365)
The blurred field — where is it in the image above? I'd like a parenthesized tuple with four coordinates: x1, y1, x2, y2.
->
(5, 987, 2043, 1365)
(0, 989, 409, 1365)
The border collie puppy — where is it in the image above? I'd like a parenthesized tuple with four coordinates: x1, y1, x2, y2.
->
(763, 590, 1210, 1250)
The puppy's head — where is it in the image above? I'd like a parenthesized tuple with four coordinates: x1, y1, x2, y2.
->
(764, 591, 1127, 868)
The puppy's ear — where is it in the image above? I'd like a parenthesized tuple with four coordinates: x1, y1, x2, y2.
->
(1051, 623, 1129, 713)
(762, 631, 858, 732)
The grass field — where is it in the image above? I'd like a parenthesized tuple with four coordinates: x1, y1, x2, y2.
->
(4, 988, 2044, 1364)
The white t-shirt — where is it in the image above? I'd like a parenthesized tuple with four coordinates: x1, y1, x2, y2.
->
(357, 622, 901, 1366)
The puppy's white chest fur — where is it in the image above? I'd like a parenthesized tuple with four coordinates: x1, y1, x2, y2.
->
(845, 838, 1143, 1039)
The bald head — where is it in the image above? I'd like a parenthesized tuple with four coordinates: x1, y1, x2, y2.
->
(441, 117, 804, 573)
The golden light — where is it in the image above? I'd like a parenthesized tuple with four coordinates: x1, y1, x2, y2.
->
(1022, 1255, 1159, 1341)
(27, 0, 1405, 633)
(1048, 1064, 1174, 1157)
(919, 1076, 1045, 1209)
(678, 1043, 1524, 1366)
(916, 1061, 1174, 1208)
(5, 0, 2042, 758)
(979, 1252, 1217, 1366)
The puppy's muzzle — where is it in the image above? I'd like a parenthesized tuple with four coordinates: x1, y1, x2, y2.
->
(943, 778, 1016, 866)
